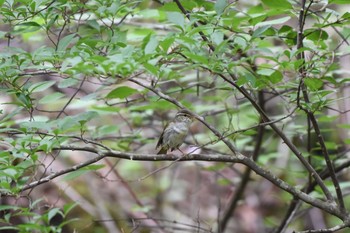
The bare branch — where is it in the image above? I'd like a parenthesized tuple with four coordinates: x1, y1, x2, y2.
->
(294, 222, 349, 233)
(18, 145, 345, 219)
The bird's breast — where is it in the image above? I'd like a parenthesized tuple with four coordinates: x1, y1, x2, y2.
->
(172, 123, 189, 134)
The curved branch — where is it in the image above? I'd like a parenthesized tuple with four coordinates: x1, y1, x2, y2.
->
(19, 146, 345, 219)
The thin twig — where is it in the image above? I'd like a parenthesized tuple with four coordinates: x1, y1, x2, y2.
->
(56, 76, 86, 119)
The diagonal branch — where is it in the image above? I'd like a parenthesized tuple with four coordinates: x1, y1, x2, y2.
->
(129, 77, 239, 155)
(172, 1, 334, 203)
(56, 76, 86, 119)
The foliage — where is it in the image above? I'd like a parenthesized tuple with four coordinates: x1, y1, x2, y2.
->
(0, 0, 350, 232)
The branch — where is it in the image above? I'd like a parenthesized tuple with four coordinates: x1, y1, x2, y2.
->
(56, 76, 86, 119)
(296, 0, 345, 211)
(172, 1, 334, 203)
(18, 146, 345, 219)
(129, 78, 239, 155)
(294, 222, 349, 233)
(273, 155, 350, 233)
(173, 0, 216, 52)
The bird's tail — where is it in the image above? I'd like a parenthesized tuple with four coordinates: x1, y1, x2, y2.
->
(157, 148, 167, 154)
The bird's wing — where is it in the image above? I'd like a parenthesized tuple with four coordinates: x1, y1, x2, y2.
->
(155, 122, 168, 149)
(156, 131, 164, 149)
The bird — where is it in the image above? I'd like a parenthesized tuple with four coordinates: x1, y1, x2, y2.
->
(156, 109, 194, 154)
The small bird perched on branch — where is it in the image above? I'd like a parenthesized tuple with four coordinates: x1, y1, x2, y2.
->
(156, 109, 194, 154)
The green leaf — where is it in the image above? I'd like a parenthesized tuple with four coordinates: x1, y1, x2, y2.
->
(252, 25, 271, 38)
(3, 167, 18, 178)
(255, 16, 291, 27)
(304, 78, 323, 90)
(167, 12, 185, 30)
(143, 62, 159, 75)
(58, 78, 79, 88)
(63, 203, 78, 214)
(337, 124, 350, 129)
(324, 141, 338, 150)
(20, 121, 51, 131)
(159, 36, 175, 52)
(340, 12, 350, 21)
(269, 70, 283, 84)
(86, 19, 100, 32)
(215, 0, 227, 15)
(330, 0, 349, 4)
(217, 178, 231, 186)
(262, 0, 293, 9)
(211, 31, 224, 45)
(318, 115, 337, 122)
(29, 81, 56, 93)
(57, 34, 77, 52)
(249, 13, 267, 26)
(16, 93, 32, 108)
(305, 29, 329, 41)
(48, 208, 62, 222)
(278, 25, 294, 35)
(106, 86, 138, 99)
(84, 164, 105, 170)
(46, 14, 58, 29)
(0, 205, 20, 211)
(257, 69, 283, 84)
(237, 71, 256, 87)
(0, 107, 23, 123)
(38, 92, 65, 104)
(13, 22, 41, 34)
(345, 139, 350, 145)
(17, 22, 40, 27)
(145, 35, 159, 54)
(75, 111, 99, 124)
(97, 125, 119, 137)
(257, 69, 274, 76)
(183, 52, 209, 65)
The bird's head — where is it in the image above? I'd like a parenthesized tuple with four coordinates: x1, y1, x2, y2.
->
(174, 109, 194, 123)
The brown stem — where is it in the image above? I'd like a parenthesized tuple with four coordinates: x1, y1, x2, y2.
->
(296, 0, 345, 212)
(19, 146, 345, 219)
